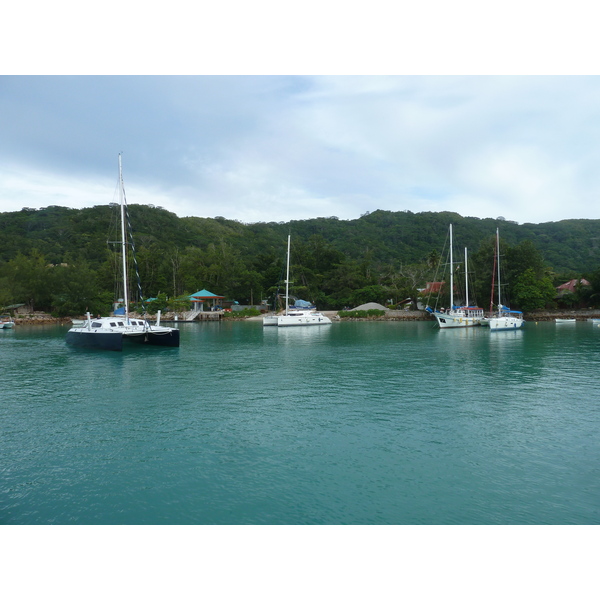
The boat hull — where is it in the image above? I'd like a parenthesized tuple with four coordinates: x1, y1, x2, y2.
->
(262, 316, 278, 326)
(276, 315, 332, 327)
(432, 313, 483, 328)
(264, 309, 332, 327)
(487, 316, 525, 331)
(66, 330, 124, 351)
(66, 327, 180, 350)
(124, 329, 180, 346)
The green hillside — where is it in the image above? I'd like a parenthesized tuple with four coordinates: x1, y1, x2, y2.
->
(1, 205, 599, 315)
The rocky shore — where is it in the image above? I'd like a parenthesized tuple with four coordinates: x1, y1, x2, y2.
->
(12, 313, 72, 325)
(338, 310, 430, 321)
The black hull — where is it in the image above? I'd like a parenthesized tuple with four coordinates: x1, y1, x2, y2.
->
(65, 330, 123, 351)
(124, 330, 180, 347)
(66, 328, 179, 350)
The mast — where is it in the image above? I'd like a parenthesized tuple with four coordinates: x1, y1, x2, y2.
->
(449, 224, 454, 309)
(464, 247, 469, 307)
(489, 234, 497, 314)
(118, 154, 129, 322)
(284, 234, 291, 316)
(496, 228, 501, 312)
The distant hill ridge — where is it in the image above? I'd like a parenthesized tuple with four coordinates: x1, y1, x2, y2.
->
(1, 204, 599, 274)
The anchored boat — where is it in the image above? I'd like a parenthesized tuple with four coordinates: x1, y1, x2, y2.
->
(0, 315, 15, 329)
(482, 228, 524, 331)
(263, 235, 332, 328)
(66, 155, 179, 351)
(426, 224, 485, 328)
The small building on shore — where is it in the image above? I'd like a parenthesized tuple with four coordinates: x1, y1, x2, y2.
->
(556, 279, 591, 308)
(556, 279, 590, 295)
(190, 289, 225, 312)
(2, 303, 31, 315)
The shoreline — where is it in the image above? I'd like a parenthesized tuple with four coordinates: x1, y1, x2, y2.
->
(9, 308, 600, 326)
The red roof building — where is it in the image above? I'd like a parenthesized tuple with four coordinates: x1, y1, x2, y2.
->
(556, 279, 590, 294)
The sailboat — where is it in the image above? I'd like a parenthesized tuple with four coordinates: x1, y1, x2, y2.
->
(262, 235, 332, 327)
(482, 228, 524, 331)
(426, 224, 484, 328)
(65, 155, 180, 350)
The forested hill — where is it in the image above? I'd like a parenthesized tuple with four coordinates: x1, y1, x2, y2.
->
(1, 204, 598, 273)
(287, 210, 600, 274)
(1, 204, 599, 315)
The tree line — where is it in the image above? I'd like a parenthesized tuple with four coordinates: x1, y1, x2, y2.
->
(1, 204, 599, 316)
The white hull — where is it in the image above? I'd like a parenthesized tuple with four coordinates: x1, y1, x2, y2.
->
(486, 316, 525, 330)
(432, 311, 484, 328)
(262, 315, 279, 326)
(269, 310, 332, 327)
(555, 318, 576, 323)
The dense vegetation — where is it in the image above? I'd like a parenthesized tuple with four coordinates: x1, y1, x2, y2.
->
(1, 204, 600, 316)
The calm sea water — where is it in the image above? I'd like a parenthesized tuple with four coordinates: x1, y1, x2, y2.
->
(1, 319, 599, 525)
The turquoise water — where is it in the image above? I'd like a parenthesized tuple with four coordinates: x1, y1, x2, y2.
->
(1, 320, 599, 524)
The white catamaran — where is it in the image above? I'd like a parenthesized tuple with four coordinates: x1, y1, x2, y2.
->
(66, 155, 180, 351)
(427, 224, 485, 328)
(263, 235, 332, 327)
(482, 228, 524, 331)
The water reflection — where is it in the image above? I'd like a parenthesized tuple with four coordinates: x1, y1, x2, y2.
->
(262, 324, 333, 346)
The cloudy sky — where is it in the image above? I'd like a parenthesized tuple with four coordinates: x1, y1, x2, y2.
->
(2, 75, 599, 226)
(2, 6, 599, 226)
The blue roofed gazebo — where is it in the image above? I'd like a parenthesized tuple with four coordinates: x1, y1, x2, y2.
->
(190, 289, 225, 312)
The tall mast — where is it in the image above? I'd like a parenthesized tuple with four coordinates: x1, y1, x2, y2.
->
(449, 224, 454, 309)
(118, 154, 129, 322)
(284, 234, 291, 316)
(464, 247, 469, 307)
(496, 228, 501, 311)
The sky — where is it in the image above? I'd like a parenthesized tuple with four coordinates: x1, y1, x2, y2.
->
(4, 74, 600, 226)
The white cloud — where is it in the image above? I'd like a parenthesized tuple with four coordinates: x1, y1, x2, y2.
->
(0, 165, 114, 211)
